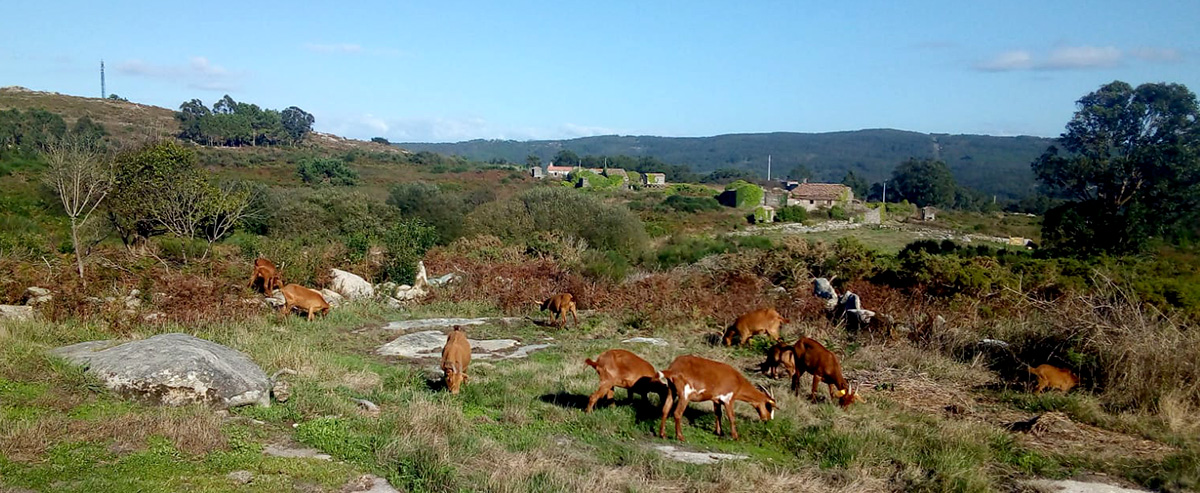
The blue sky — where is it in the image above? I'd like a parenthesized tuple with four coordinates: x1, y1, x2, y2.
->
(2, 1, 1197, 142)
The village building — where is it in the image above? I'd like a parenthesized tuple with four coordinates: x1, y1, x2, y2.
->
(529, 166, 544, 179)
(642, 172, 667, 187)
(920, 206, 937, 222)
(788, 182, 853, 211)
(545, 165, 573, 179)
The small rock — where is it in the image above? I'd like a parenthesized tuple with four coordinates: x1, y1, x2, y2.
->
(271, 379, 291, 403)
(0, 304, 35, 320)
(1024, 479, 1148, 493)
(654, 445, 748, 465)
(143, 312, 166, 323)
(263, 442, 331, 460)
(227, 470, 254, 484)
(427, 273, 459, 287)
(23, 286, 52, 306)
(352, 398, 380, 415)
(331, 269, 375, 300)
(622, 337, 669, 346)
(383, 297, 403, 309)
(345, 474, 401, 493)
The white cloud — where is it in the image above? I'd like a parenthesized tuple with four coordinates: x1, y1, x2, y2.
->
(975, 50, 1033, 71)
(303, 43, 364, 54)
(116, 56, 242, 91)
(319, 114, 620, 142)
(1041, 46, 1121, 70)
(974, 45, 1182, 72)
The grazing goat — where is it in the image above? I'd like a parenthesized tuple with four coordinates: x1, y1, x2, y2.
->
(535, 293, 578, 328)
(441, 326, 472, 394)
(658, 355, 776, 441)
(1028, 364, 1078, 393)
(247, 258, 283, 295)
(789, 337, 864, 407)
(584, 349, 665, 413)
(759, 341, 796, 379)
(279, 283, 330, 321)
(722, 308, 788, 346)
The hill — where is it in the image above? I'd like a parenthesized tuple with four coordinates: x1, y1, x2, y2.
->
(0, 86, 399, 154)
(399, 130, 1055, 200)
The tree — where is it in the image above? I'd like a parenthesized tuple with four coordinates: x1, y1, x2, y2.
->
(201, 181, 254, 253)
(552, 149, 580, 167)
(297, 157, 358, 186)
(371, 137, 390, 144)
(42, 137, 113, 283)
(841, 171, 868, 198)
(1033, 81, 1200, 254)
(281, 106, 314, 142)
(787, 164, 813, 181)
(890, 158, 957, 207)
(106, 94, 128, 102)
(108, 140, 199, 245)
(525, 154, 541, 168)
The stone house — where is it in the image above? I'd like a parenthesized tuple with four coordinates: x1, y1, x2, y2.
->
(920, 206, 937, 221)
(529, 167, 544, 179)
(642, 173, 667, 187)
(545, 165, 573, 179)
(788, 182, 853, 211)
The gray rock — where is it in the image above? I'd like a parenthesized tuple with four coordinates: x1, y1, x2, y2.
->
(319, 289, 344, 308)
(50, 333, 271, 408)
(24, 286, 52, 306)
(812, 277, 837, 301)
(377, 330, 519, 358)
(427, 272, 460, 287)
(346, 474, 401, 493)
(381, 317, 503, 331)
(653, 445, 748, 465)
(506, 343, 554, 359)
(330, 268, 374, 300)
(143, 312, 166, 323)
(0, 304, 35, 320)
(263, 442, 331, 460)
(226, 470, 254, 484)
(1024, 479, 1147, 493)
(839, 292, 862, 311)
(622, 337, 669, 346)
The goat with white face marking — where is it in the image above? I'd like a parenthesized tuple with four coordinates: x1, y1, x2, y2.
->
(657, 354, 776, 441)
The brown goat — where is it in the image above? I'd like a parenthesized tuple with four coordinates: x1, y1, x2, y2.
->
(441, 326, 472, 394)
(789, 337, 864, 407)
(247, 258, 283, 295)
(1028, 364, 1079, 393)
(537, 293, 578, 328)
(658, 354, 776, 441)
(722, 308, 789, 346)
(584, 349, 666, 413)
(279, 283, 330, 321)
(759, 340, 796, 379)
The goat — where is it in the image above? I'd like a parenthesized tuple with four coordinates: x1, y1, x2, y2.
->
(279, 283, 330, 321)
(583, 349, 666, 413)
(441, 326, 472, 394)
(789, 337, 864, 407)
(658, 354, 776, 441)
(1028, 364, 1079, 393)
(722, 308, 788, 346)
(247, 257, 283, 295)
(534, 293, 578, 328)
(759, 340, 796, 379)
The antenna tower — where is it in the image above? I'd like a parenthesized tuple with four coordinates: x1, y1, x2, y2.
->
(100, 60, 106, 99)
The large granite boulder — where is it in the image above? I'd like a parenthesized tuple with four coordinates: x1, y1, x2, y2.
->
(330, 268, 374, 300)
(812, 278, 838, 311)
(0, 305, 34, 320)
(50, 333, 271, 408)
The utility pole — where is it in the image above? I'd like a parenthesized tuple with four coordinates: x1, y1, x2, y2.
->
(100, 60, 106, 99)
(767, 154, 771, 181)
(882, 180, 887, 204)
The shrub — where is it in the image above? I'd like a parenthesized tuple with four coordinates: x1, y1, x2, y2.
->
(775, 205, 808, 223)
(581, 250, 629, 283)
(296, 157, 358, 186)
(380, 219, 438, 284)
(665, 183, 716, 197)
(829, 205, 849, 220)
(717, 180, 763, 209)
(464, 187, 647, 257)
(387, 182, 475, 244)
(660, 195, 721, 213)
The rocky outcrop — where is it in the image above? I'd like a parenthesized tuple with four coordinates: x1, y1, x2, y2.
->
(330, 269, 375, 300)
(50, 333, 271, 408)
(24, 286, 52, 306)
(0, 305, 35, 320)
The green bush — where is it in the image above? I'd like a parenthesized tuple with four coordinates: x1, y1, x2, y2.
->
(651, 234, 774, 269)
(717, 180, 764, 209)
(380, 219, 438, 284)
(665, 183, 715, 197)
(387, 182, 485, 244)
(296, 157, 358, 186)
(464, 187, 647, 257)
(776, 205, 808, 223)
(581, 250, 629, 283)
(829, 205, 849, 220)
(660, 195, 721, 213)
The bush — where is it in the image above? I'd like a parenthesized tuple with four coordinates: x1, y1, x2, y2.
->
(776, 205, 808, 223)
(464, 187, 647, 257)
(380, 219, 438, 284)
(387, 182, 479, 244)
(581, 250, 629, 283)
(665, 183, 716, 197)
(717, 180, 763, 209)
(660, 195, 721, 213)
(296, 157, 358, 186)
(829, 205, 848, 220)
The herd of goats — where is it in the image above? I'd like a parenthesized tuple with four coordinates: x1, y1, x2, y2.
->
(247, 256, 1082, 442)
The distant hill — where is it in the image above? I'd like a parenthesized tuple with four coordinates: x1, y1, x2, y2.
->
(399, 130, 1055, 200)
(0, 86, 399, 154)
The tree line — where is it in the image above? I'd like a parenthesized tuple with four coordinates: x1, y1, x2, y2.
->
(176, 95, 314, 147)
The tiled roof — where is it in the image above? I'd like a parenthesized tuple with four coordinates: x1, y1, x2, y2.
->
(789, 183, 850, 200)
(546, 165, 573, 172)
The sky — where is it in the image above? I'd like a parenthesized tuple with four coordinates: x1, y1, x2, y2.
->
(2, 1, 1198, 143)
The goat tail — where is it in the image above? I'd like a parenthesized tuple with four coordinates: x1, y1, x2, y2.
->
(584, 358, 598, 368)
